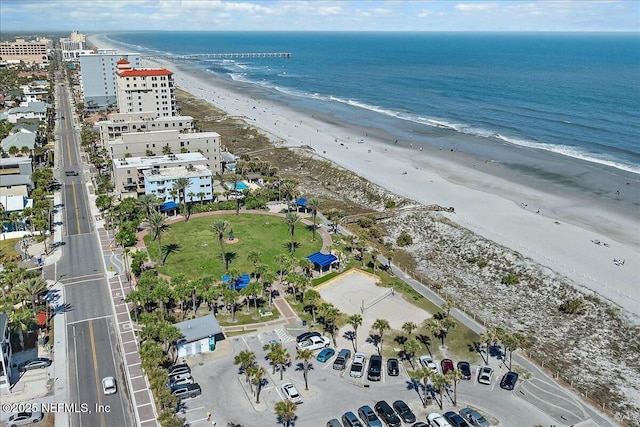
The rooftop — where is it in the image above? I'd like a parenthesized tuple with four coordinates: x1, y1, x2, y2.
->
(118, 68, 173, 78)
(113, 152, 207, 169)
(143, 164, 212, 181)
(175, 313, 222, 344)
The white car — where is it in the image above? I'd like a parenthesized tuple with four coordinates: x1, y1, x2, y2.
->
(296, 335, 330, 351)
(419, 355, 438, 372)
(478, 366, 494, 385)
(281, 382, 302, 404)
(427, 412, 453, 427)
(349, 352, 366, 378)
(102, 376, 117, 395)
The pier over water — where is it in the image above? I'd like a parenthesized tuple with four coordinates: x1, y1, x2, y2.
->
(164, 52, 291, 59)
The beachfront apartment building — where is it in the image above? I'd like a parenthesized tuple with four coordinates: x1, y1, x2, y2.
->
(60, 31, 90, 61)
(0, 38, 50, 66)
(96, 111, 194, 144)
(113, 152, 209, 199)
(108, 130, 222, 175)
(79, 51, 141, 112)
(115, 59, 176, 117)
(143, 164, 214, 204)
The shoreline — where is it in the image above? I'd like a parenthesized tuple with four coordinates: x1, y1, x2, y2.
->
(90, 34, 640, 319)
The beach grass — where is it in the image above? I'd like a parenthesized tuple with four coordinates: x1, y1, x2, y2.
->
(143, 213, 323, 280)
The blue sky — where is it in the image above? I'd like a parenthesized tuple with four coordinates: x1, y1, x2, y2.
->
(1, 0, 638, 32)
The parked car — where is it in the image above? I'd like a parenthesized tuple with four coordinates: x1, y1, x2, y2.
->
(456, 361, 471, 380)
(443, 411, 470, 427)
(172, 383, 201, 399)
(500, 371, 519, 390)
(342, 411, 364, 427)
(412, 423, 429, 427)
(296, 331, 321, 343)
(64, 170, 79, 176)
(374, 400, 401, 427)
(297, 335, 331, 351)
(168, 371, 192, 382)
(459, 408, 490, 427)
(419, 355, 438, 372)
(477, 366, 493, 385)
(350, 352, 366, 378)
(317, 348, 336, 362)
(333, 348, 352, 370)
(367, 355, 382, 381)
(6, 412, 44, 427)
(358, 405, 382, 427)
(427, 413, 453, 427)
(168, 363, 191, 376)
(102, 376, 117, 395)
(387, 358, 399, 376)
(327, 419, 343, 427)
(20, 358, 52, 372)
(392, 400, 416, 424)
(168, 376, 194, 388)
(281, 382, 302, 404)
(441, 359, 455, 375)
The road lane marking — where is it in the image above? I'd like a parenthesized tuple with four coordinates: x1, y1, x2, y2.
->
(65, 133, 72, 165)
(89, 320, 107, 427)
(66, 315, 112, 326)
(71, 181, 81, 234)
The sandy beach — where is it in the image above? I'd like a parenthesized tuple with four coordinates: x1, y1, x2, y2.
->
(91, 35, 639, 319)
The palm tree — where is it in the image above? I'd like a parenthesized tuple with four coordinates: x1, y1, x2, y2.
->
(296, 348, 314, 390)
(274, 400, 297, 427)
(403, 339, 421, 369)
(168, 188, 179, 203)
(137, 194, 159, 219)
(274, 253, 292, 283)
(210, 220, 229, 270)
(243, 281, 263, 318)
(479, 327, 499, 365)
(357, 230, 369, 267)
(416, 367, 435, 407)
(279, 180, 297, 206)
(446, 369, 464, 406)
(148, 211, 169, 265)
(234, 350, 257, 384)
(262, 269, 277, 308)
(372, 318, 390, 355)
(14, 278, 48, 314)
(9, 308, 34, 350)
(432, 373, 450, 410)
(228, 173, 244, 215)
(502, 332, 526, 370)
(197, 191, 206, 205)
(222, 288, 240, 322)
(307, 198, 320, 241)
(438, 317, 457, 348)
(347, 314, 363, 351)
(174, 177, 192, 216)
(263, 341, 290, 380)
(247, 249, 262, 275)
(250, 365, 267, 403)
(402, 321, 417, 338)
(370, 248, 380, 273)
(152, 278, 172, 319)
(303, 289, 321, 324)
(284, 212, 300, 254)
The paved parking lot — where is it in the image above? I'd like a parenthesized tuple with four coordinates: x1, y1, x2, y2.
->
(177, 329, 564, 427)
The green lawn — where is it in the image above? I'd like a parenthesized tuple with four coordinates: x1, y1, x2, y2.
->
(0, 237, 20, 261)
(144, 214, 323, 280)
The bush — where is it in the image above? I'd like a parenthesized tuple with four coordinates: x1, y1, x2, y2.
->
(501, 273, 520, 285)
(357, 215, 376, 228)
(385, 199, 396, 209)
(396, 231, 413, 247)
(559, 297, 586, 315)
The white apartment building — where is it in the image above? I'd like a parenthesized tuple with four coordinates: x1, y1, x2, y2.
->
(97, 112, 194, 144)
(113, 152, 209, 198)
(60, 31, 87, 61)
(108, 130, 221, 174)
(0, 312, 13, 392)
(79, 51, 141, 112)
(115, 60, 176, 117)
(143, 164, 214, 203)
(0, 38, 49, 65)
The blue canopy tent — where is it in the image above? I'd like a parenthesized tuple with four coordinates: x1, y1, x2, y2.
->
(160, 201, 178, 215)
(222, 273, 251, 290)
(295, 198, 308, 212)
(307, 251, 339, 276)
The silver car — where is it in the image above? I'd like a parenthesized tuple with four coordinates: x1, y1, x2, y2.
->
(477, 366, 493, 385)
(7, 412, 44, 427)
(459, 407, 490, 427)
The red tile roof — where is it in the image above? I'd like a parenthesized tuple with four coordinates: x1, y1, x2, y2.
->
(118, 68, 173, 77)
(116, 59, 130, 64)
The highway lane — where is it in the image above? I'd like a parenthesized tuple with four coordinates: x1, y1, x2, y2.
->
(45, 71, 134, 426)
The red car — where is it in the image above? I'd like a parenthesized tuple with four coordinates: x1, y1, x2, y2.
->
(440, 358, 454, 375)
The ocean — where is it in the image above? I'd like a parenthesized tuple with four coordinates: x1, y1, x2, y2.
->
(106, 31, 640, 177)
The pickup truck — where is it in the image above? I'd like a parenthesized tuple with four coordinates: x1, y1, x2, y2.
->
(296, 335, 330, 351)
(333, 348, 351, 371)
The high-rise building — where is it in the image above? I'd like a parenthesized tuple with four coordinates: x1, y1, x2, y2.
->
(0, 38, 49, 65)
(115, 59, 176, 117)
(78, 51, 141, 112)
(60, 31, 90, 61)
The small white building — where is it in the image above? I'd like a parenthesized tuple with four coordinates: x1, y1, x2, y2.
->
(143, 164, 214, 203)
(6, 102, 48, 123)
(174, 313, 224, 358)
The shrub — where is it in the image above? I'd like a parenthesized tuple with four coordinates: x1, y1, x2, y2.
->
(385, 199, 396, 209)
(559, 297, 586, 315)
(357, 215, 376, 228)
(396, 231, 413, 247)
(501, 273, 520, 285)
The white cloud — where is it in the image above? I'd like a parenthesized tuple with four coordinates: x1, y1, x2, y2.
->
(455, 3, 499, 12)
(417, 9, 432, 18)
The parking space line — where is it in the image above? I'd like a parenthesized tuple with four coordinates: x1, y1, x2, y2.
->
(181, 405, 205, 414)
(240, 336, 251, 350)
(129, 375, 143, 380)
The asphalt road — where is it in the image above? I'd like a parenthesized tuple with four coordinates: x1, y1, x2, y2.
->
(43, 73, 134, 427)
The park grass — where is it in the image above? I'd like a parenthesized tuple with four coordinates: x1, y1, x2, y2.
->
(144, 213, 323, 280)
(225, 329, 258, 337)
(0, 237, 20, 260)
(217, 306, 280, 326)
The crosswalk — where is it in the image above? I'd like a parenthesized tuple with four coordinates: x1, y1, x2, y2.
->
(274, 327, 295, 343)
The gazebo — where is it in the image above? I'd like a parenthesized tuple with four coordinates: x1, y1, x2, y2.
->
(159, 201, 178, 216)
(295, 198, 309, 212)
(306, 251, 339, 276)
